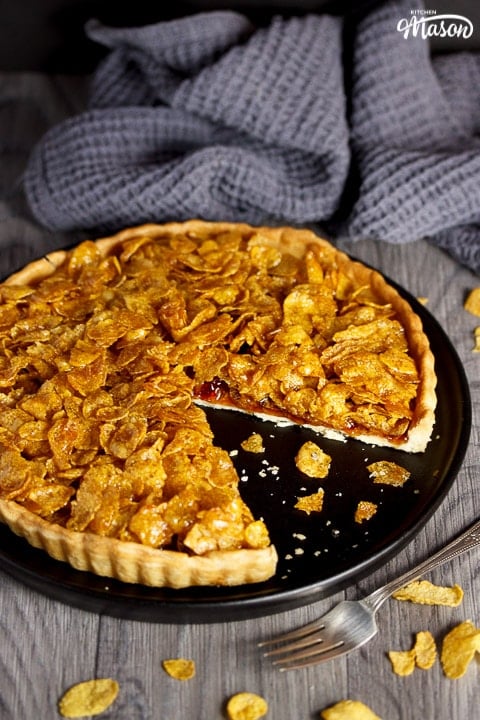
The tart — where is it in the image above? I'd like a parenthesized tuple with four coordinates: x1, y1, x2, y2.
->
(0, 221, 436, 587)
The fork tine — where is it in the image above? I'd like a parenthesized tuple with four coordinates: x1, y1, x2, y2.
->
(257, 618, 327, 648)
(263, 630, 327, 658)
(275, 641, 348, 672)
(267, 634, 344, 665)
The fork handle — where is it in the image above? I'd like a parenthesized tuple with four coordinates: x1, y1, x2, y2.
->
(364, 516, 480, 612)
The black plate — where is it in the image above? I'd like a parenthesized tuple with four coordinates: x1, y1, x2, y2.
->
(0, 277, 471, 623)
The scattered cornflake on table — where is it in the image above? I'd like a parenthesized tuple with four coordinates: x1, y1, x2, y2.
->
(464, 287, 480, 317)
(241, 433, 265, 453)
(392, 580, 464, 607)
(473, 327, 480, 352)
(367, 460, 410, 487)
(320, 698, 382, 719)
(162, 658, 196, 680)
(389, 630, 437, 676)
(58, 678, 119, 718)
(414, 631, 438, 670)
(387, 648, 416, 676)
(226, 691, 268, 720)
(294, 488, 325, 514)
(295, 441, 331, 478)
(440, 620, 480, 679)
(354, 500, 378, 524)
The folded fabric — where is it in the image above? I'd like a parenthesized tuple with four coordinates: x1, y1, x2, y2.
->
(346, 0, 480, 273)
(23, 11, 349, 231)
(23, 1, 480, 274)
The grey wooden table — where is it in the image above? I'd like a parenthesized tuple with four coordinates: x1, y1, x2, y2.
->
(0, 73, 479, 720)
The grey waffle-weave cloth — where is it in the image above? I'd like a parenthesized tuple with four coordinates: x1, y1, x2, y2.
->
(24, 11, 349, 230)
(23, 0, 480, 273)
(347, 0, 480, 273)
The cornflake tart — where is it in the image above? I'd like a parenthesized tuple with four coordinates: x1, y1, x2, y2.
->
(0, 221, 436, 588)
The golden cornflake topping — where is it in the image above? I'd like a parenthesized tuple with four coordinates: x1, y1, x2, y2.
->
(0, 223, 423, 559)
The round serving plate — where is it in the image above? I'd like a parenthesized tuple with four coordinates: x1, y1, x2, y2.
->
(0, 271, 471, 622)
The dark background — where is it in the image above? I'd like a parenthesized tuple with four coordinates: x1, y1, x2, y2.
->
(1, 0, 479, 73)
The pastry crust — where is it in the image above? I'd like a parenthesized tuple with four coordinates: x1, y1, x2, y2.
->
(0, 221, 436, 588)
(0, 498, 277, 588)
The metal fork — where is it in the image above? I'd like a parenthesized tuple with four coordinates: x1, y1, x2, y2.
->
(259, 516, 480, 671)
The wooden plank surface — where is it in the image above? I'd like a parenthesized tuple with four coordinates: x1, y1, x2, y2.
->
(0, 73, 479, 720)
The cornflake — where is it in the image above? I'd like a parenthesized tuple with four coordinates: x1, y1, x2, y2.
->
(440, 620, 480, 679)
(464, 288, 480, 317)
(226, 691, 268, 720)
(295, 441, 331, 479)
(367, 460, 410, 487)
(241, 433, 265, 453)
(354, 500, 377, 524)
(320, 699, 382, 720)
(294, 488, 325, 514)
(388, 631, 437, 676)
(58, 678, 119, 718)
(162, 658, 196, 680)
(392, 580, 464, 607)
(414, 630, 437, 670)
(473, 327, 480, 353)
(388, 648, 416, 676)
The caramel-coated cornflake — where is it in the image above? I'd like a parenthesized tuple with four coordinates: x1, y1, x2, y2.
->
(295, 441, 331, 479)
(354, 500, 377, 524)
(367, 460, 410, 487)
(294, 488, 325, 514)
(241, 433, 265, 453)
